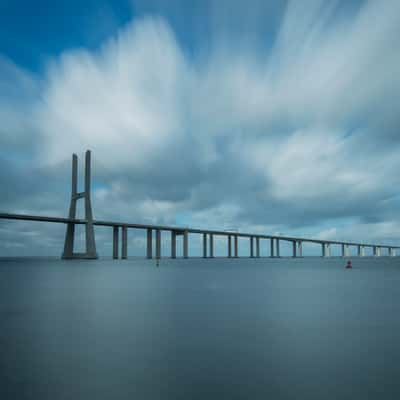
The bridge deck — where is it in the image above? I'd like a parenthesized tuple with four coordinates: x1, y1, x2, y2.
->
(0, 212, 397, 249)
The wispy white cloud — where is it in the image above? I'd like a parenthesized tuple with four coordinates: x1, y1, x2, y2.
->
(1, 0, 400, 254)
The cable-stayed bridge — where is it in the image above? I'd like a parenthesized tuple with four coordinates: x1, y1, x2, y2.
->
(0, 151, 398, 259)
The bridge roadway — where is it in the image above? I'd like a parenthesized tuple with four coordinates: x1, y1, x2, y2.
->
(1, 212, 398, 259)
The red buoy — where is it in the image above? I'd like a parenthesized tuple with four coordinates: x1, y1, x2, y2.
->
(346, 260, 352, 269)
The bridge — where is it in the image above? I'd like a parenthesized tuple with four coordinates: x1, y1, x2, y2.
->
(0, 150, 398, 259)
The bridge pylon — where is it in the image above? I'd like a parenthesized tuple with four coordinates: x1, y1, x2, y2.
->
(62, 150, 98, 259)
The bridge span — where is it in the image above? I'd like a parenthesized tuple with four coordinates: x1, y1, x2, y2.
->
(0, 151, 398, 259)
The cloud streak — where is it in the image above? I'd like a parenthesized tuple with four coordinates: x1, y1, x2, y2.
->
(1, 0, 400, 255)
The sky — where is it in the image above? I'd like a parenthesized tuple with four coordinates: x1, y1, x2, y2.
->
(1, 0, 400, 257)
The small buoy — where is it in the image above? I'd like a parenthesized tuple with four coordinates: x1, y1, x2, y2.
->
(346, 260, 352, 269)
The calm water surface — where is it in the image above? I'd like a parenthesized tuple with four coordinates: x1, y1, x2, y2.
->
(1, 257, 400, 399)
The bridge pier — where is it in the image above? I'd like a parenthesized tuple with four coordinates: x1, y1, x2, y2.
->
(276, 239, 280, 257)
(234, 235, 238, 257)
(326, 243, 331, 257)
(228, 235, 232, 258)
(203, 233, 207, 258)
(322, 243, 326, 257)
(121, 227, 127, 259)
(171, 231, 176, 259)
(292, 241, 297, 257)
(297, 241, 303, 257)
(113, 226, 119, 259)
(256, 237, 260, 257)
(209, 234, 214, 258)
(250, 237, 254, 258)
(156, 229, 161, 259)
(270, 238, 274, 257)
(147, 229, 152, 259)
(183, 230, 188, 258)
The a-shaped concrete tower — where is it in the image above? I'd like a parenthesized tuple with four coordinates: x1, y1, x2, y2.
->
(62, 150, 98, 259)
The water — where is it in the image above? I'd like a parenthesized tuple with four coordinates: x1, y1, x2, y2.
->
(1, 257, 400, 399)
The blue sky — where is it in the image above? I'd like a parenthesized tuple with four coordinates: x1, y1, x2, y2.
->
(0, 0, 132, 71)
(1, 0, 400, 256)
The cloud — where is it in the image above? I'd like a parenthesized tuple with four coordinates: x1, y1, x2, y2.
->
(1, 0, 400, 254)
(0, 56, 40, 151)
(37, 18, 188, 170)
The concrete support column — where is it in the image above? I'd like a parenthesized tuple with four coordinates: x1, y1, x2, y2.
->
(292, 241, 297, 257)
(256, 237, 260, 258)
(63, 155, 78, 259)
(203, 233, 207, 258)
(156, 229, 161, 259)
(113, 226, 119, 259)
(322, 243, 326, 257)
(234, 235, 238, 258)
(83, 151, 97, 258)
(297, 241, 302, 257)
(62, 151, 97, 259)
(373, 246, 377, 256)
(171, 231, 176, 259)
(121, 227, 127, 259)
(341, 244, 345, 257)
(270, 238, 274, 257)
(228, 235, 232, 258)
(183, 230, 188, 259)
(210, 234, 214, 258)
(146, 229, 152, 259)
(276, 239, 280, 257)
(250, 237, 254, 258)
(357, 245, 361, 257)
